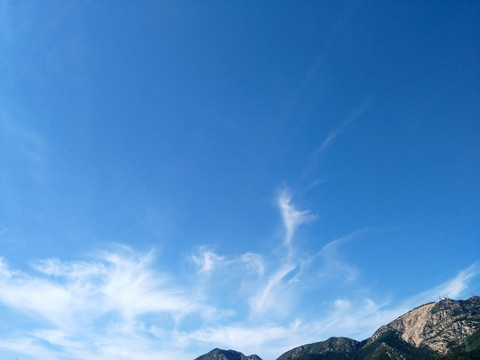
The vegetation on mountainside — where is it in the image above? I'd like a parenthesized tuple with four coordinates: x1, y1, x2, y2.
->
(197, 297, 480, 360)
(290, 330, 480, 360)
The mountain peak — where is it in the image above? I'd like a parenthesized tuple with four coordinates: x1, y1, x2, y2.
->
(194, 348, 262, 360)
(370, 295, 480, 354)
(277, 336, 361, 360)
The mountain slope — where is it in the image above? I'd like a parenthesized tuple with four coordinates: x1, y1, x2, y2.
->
(194, 348, 262, 360)
(440, 328, 480, 360)
(370, 296, 480, 354)
(275, 296, 480, 360)
(277, 337, 361, 360)
(195, 296, 480, 360)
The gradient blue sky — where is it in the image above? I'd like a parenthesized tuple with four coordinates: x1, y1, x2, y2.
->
(0, 1, 479, 360)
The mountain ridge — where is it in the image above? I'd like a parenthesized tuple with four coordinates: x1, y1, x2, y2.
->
(195, 296, 480, 360)
(194, 348, 262, 360)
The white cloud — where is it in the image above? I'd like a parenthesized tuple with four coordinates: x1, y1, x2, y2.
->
(191, 249, 265, 279)
(314, 230, 366, 282)
(0, 247, 232, 359)
(248, 264, 298, 315)
(314, 103, 368, 158)
(0, 249, 479, 360)
(0, 247, 215, 332)
(177, 321, 302, 360)
(277, 190, 315, 249)
(406, 262, 480, 305)
(429, 262, 480, 299)
(0, 336, 63, 360)
(180, 322, 298, 348)
(240, 253, 265, 276)
(242, 190, 315, 317)
(301, 102, 369, 181)
(191, 248, 225, 273)
(0, 194, 478, 360)
(321, 263, 480, 342)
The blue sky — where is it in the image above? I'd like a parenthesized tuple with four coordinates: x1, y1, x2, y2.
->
(0, 1, 479, 359)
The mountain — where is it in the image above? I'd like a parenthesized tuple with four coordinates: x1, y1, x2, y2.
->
(276, 296, 480, 360)
(277, 337, 362, 360)
(369, 296, 480, 354)
(195, 296, 480, 360)
(194, 348, 262, 360)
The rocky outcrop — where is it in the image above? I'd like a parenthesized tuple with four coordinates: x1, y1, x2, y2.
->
(370, 296, 480, 354)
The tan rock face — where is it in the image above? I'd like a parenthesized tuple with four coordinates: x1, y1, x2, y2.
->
(392, 302, 436, 346)
(370, 297, 480, 355)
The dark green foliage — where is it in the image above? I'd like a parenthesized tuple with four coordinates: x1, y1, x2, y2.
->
(440, 330, 480, 360)
(357, 330, 437, 360)
(281, 331, 439, 360)
(194, 348, 261, 360)
(468, 329, 480, 351)
(280, 331, 437, 360)
(440, 351, 480, 360)
(292, 353, 352, 360)
(278, 337, 362, 360)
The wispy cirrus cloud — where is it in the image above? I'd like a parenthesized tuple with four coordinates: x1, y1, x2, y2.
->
(301, 103, 369, 181)
(245, 191, 315, 317)
(404, 262, 480, 307)
(172, 262, 480, 360)
(277, 189, 315, 249)
(0, 194, 478, 360)
(0, 247, 214, 328)
(191, 248, 226, 274)
(176, 321, 302, 360)
(314, 103, 368, 158)
(0, 247, 226, 360)
(314, 230, 369, 282)
(0, 115, 47, 166)
(0, 248, 478, 360)
(248, 264, 299, 316)
(191, 248, 265, 278)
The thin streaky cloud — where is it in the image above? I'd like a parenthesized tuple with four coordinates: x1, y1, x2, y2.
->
(314, 102, 368, 158)
(249, 264, 297, 315)
(406, 262, 480, 306)
(179, 261, 480, 359)
(298, 229, 368, 284)
(0, 253, 478, 360)
(319, 228, 369, 254)
(0, 115, 47, 165)
(301, 101, 369, 181)
(0, 200, 477, 360)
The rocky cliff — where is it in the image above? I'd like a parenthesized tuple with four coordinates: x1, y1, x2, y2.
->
(370, 296, 480, 354)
